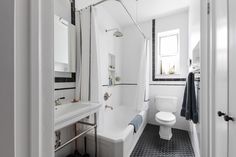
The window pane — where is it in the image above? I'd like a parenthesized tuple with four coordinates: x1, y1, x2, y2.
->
(160, 56, 177, 75)
(159, 34, 178, 56)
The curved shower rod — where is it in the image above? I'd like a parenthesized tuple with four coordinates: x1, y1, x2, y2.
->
(76, 0, 147, 40)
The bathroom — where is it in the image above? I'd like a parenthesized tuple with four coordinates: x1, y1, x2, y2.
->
(52, 0, 201, 157)
(4, 0, 236, 156)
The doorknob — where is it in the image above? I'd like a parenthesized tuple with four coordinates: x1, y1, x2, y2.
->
(224, 115, 234, 122)
(218, 111, 226, 117)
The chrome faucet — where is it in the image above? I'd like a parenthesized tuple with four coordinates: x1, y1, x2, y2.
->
(55, 97, 65, 106)
(104, 92, 112, 101)
(105, 105, 113, 110)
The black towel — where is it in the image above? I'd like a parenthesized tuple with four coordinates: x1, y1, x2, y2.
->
(180, 72, 198, 123)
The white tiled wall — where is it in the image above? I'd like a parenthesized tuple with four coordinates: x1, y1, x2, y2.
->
(54, 82, 76, 104)
(54, 77, 76, 157)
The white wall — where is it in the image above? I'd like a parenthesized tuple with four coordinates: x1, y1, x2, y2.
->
(121, 11, 190, 131)
(95, 6, 122, 86)
(120, 21, 151, 107)
(54, 0, 71, 22)
(75, 0, 102, 10)
(189, 0, 200, 59)
(95, 6, 123, 126)
(149, 11, 189, 131)
(155, 10, 189, 78)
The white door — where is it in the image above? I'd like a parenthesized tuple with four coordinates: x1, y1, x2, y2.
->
(228, 0, 236, 156)
(213, 0, 229, 157)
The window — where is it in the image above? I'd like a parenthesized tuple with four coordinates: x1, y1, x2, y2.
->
(157, 29, 180, 75)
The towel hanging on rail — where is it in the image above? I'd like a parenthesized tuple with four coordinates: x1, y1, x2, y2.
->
(180, 72, 198, 123)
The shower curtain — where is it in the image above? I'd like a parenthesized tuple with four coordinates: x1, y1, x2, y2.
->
(136, 39, 150, 111)
(75, 7, 101, 102)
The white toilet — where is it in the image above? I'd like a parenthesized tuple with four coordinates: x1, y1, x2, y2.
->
(155, 96, 178, 140)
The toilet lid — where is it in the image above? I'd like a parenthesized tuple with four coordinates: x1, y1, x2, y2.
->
(155, 112, 176, 122)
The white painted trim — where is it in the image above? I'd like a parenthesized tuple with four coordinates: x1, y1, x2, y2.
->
(30, 0, 54, 156)
(208, 0, 215, 157)
(200, 0, 211, 157)
(188, 122, 201, 157)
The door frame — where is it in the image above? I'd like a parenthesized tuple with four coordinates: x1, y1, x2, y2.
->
(207, 0, 216, 157)
(200, 0, 212, 156)
(29, 0, 211, 156)
(207, 0, 229, 157)
(228, 0, 236, 157)
(30, 0, 54, 156)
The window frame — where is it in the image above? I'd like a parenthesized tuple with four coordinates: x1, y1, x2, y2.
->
(157, 30, 180, 75)
(152, 20, 186, 81)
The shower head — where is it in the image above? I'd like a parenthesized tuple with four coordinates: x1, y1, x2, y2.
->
(113, 30, 123, 37)
(106, 28, 123, 37)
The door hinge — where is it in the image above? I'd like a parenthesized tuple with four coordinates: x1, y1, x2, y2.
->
(207, 2, 210, 14)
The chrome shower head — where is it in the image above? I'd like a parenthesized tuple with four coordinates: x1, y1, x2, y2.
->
(106, 28, 123, 37)
(113, 30, 123, 37)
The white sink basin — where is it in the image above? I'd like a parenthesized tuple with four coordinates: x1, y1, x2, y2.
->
(54, 102, 101, 131)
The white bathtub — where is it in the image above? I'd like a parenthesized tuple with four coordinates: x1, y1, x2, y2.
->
(86, 104, 148, 157)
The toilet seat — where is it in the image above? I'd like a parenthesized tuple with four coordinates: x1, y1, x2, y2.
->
(155, 112, 176, 123)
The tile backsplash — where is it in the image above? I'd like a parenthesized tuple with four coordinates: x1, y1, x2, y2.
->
(54, 72, 76, 104)
(54, 87, 75, 104)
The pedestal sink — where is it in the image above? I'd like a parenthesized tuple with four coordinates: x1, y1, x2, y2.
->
(54, 101, 101, 131)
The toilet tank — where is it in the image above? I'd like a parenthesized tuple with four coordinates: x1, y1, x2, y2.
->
(155, 96, 178, 113)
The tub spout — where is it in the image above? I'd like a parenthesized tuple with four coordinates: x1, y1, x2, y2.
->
(105, 105, 113, 110)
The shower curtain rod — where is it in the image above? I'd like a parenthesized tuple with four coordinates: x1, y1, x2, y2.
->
(76, 0, 147, 39)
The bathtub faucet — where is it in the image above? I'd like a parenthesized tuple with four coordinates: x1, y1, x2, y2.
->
(105, 105, 113, 110)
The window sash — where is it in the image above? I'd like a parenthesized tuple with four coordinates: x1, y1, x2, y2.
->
(159, 34, 179, 57)
(156, 29, 180, 76)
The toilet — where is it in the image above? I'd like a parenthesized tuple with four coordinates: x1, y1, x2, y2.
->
(155, 96, 178, 140)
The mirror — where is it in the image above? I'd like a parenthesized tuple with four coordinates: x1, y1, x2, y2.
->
(54, 15, 76, 72)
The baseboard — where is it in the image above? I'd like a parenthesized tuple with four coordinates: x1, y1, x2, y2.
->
(188, 122, 200, 157)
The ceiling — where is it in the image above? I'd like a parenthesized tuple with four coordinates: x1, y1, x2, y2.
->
(76, 0, 190, 27)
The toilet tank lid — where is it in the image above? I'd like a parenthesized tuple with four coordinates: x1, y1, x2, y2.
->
(155, 96, 178, 112)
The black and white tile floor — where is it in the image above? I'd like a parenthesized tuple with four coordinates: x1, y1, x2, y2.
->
(131, 124, 194, 157)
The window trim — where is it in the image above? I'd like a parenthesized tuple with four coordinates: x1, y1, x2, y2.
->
(152, 19, 186, 82)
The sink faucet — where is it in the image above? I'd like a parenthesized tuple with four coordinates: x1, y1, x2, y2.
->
(55, 97, 65, 106)
(105, 105, 113, 110)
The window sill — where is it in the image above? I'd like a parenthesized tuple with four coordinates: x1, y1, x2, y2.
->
(152, 77, 186, 81)
(152, 73, 187, 81)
